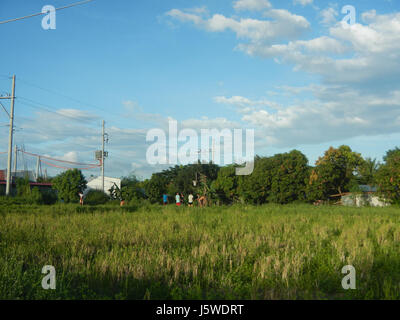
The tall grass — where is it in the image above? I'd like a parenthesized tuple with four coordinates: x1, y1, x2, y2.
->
(0, 204, 399, 299)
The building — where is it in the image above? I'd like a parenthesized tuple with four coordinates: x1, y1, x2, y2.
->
(339, 185, 389, 207)
(85, 176, 121, 196)
(0, 169, 37, 182)
(0, 169, 52, 195)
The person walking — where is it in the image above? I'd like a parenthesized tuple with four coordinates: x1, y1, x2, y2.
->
(163, 193, 168, 205)
(188, 193, 194, 207)
(79, 192, 84, 206)
(175, 193, 181, 206)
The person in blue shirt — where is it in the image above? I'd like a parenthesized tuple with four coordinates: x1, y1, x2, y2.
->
(163, 194, 168, 205)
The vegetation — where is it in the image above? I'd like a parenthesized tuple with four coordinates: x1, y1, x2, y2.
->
(376, 148, 400, 204)
(1, 145, 400, 300)
(143, 163, 219, 204)
(84, 190, 109, 205)
(306, 146, 365, 201)
(14, 177, 57, 205)
(141, 145, 397, 205)
(5, 145, 400, 207)
(52, 169, 87, 203)
(0, 203, 399, 300)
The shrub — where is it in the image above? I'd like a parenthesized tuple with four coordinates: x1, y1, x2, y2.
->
(30, 187, 43, 205)
(41, 189, 58, 205)
(84, 190, 109, 205)
(52, 169, 87, 203)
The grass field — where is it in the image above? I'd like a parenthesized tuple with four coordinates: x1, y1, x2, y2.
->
(0, 203, 399, 300)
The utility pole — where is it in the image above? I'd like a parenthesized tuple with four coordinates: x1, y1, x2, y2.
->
(212, 137, 215, 164)
(101, 120, 108, 193)
(2, 75, 16, 196)
(13, 145, 17, 176)
(102, 120, 105, 193)
(35, 156, 41, 182)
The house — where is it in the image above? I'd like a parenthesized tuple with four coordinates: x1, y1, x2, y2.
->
(338, 185, 389, 207)
(0, 169, 52, 194)
(0, 169, 38, 182)
(85, 176, 121, 196)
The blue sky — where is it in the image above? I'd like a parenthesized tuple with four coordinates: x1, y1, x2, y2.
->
(0, 0, 399, 179)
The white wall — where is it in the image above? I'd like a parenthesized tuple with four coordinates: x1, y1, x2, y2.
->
(85, 176, 121, 196)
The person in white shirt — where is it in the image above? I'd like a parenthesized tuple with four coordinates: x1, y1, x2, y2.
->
(188, 194, 194, 207)
(175, 193, 181, 206)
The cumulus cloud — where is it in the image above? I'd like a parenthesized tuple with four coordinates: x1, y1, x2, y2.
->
(214, 96, 280, 111)
(237, 12, 400, 88)
(7, 5, 400, 178)
(166, 7, 310, 43)
(293, 0, 313, 6)
(233, 0, 272, 11)
(319, 7, 339, 26)
(166, 4, 400, 150)
(238, 88, 400, 147)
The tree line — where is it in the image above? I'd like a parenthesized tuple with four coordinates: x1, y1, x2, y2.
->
(4, 145, 399, 206)
(141, 145, 400, 205)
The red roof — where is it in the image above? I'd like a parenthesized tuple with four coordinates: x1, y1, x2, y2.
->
(0, 181, 52, 186)
(0, 170, 5, 181)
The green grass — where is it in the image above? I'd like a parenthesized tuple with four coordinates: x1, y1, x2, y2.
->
(0, 203, 399, 299)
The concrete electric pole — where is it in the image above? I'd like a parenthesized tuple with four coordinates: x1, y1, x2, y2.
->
(102, 120, 105, 193)
(0, 75, 16, 196)
(13, 145, 17, 176)
(101, 120, 108, 193)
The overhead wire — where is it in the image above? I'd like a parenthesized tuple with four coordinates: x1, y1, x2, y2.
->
(17, 78, 127, 125)
(19, 149, 100, 167)
(0, 0, 95, 25)
(18, 96, 100, 124)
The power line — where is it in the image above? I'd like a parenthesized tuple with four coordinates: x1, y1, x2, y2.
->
(0, 0, 95, 25)
(18, 96, 99, 124)
(18, 78, 126, 124)
(19, 149, 100, 167)
(0, 101, 10, 118)
(18, 77, 110, 114)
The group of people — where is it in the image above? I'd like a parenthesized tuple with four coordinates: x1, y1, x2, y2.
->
(163, 193, 207, 207)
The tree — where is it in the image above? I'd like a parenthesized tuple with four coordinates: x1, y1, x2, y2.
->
(306, 145, 365, 201)
(239, 151, 310, 205)
(213, 165, 241, 204)
(143, 173, 168, 203)
(143, 162, 219, 204)
(116, 173, 145, 201)
(357, 157, 379, 186)
(268, 150, 309, 204)
(376, 148, 400, 203)
(52, 169, 87, 203)
(239, 156, 273, 204)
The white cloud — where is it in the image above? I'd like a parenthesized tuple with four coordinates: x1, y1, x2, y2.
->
(181, 117, 241, 130)
(166, 8, 310, 43)
(293, 0, 313, 6)
(319, 7, 339, 26)
(214, 96, 280, 111)
(238, 88, 400, 148)
(233, 0, 271, 11)
(60, 151, 78, 163)
(165, 4, 400, 152)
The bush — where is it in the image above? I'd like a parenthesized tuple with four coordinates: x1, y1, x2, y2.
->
(30, 187, 43, 205)
(41, 189, 58, 205)
(84, 190, 109, 206)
